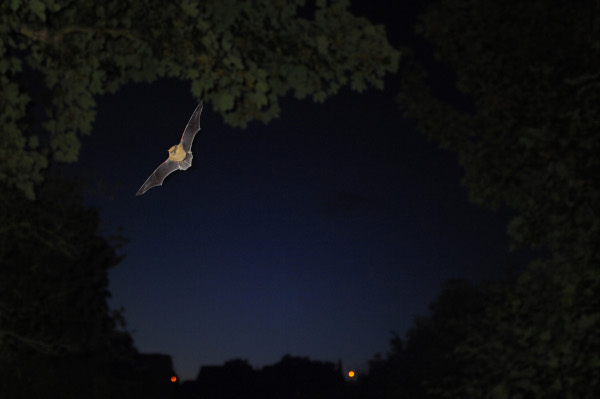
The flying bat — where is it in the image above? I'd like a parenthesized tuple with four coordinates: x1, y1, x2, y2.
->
(136, 102, 203, 196)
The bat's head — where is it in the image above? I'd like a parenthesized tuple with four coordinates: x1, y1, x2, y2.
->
(168, 145, 177, 156)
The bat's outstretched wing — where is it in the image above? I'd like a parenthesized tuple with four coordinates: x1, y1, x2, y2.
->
(136, 160, 180, 196)
(180, 102, 203, 152)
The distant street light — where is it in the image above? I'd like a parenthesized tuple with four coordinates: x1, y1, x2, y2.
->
(348, 370, 355, 378)
(170, 376, 177, 383)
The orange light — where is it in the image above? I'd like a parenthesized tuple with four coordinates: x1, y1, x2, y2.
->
(348, 370, 355, 378)
(170, 376, 177, 382)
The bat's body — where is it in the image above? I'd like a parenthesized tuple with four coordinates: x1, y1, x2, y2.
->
(136, 102, 203, 196)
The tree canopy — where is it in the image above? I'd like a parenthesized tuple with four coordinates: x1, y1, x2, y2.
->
(398, 0, 599, 260)
(395, 0, 600, 397)
(0, 0, 398, 199)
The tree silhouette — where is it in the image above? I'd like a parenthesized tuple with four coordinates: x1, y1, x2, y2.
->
(354, 280, 499, 399)
(260, 354, 344, 399)
(191, 358, 257, 399)
(351, 337, 408, 399)
(1, 0, 398, 198)
(180, 355, 345, 399)
(396, 0, 600, 397)
(403, 279, 498, 399)
(0, 173, 148, 398)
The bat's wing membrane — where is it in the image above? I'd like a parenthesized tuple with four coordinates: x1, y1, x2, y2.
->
(136, 160, 180, 196)
(180, 101, 203, 152)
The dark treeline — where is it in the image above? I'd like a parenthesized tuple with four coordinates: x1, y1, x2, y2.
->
(178, 356, 346, 399)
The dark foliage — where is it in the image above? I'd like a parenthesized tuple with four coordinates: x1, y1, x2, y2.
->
(0, 173, 168, 398)
(394, 0, 600, 397)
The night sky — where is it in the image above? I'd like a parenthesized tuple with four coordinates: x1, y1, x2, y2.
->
(71, 2, 526, 381)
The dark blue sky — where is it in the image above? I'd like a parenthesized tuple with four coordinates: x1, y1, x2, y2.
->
(75, 79, 522, 381)
(72, 2, 526, 381)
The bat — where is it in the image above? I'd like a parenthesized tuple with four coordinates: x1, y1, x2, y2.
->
(136, 102, 204, 196)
